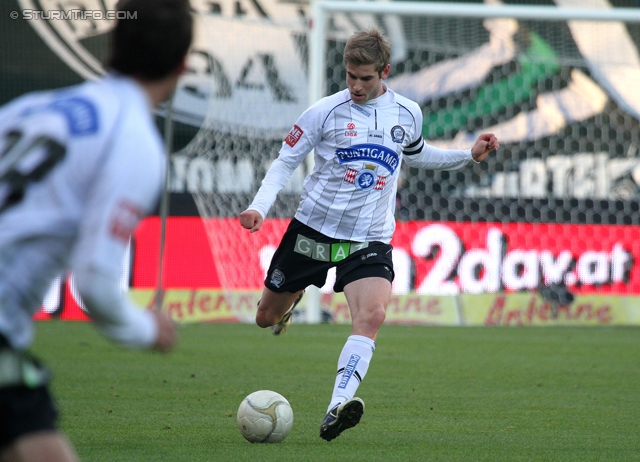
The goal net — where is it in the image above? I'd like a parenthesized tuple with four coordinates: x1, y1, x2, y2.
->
(175, 0, 640, 322)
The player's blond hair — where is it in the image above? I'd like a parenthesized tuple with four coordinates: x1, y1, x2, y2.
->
(343, 28, 391, 75)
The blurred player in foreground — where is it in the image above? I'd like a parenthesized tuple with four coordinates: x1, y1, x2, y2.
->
(240, 28, 499, 441)
(0, 0, 192, 460)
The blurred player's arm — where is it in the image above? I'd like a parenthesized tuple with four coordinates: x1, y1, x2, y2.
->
(74, 268, 174, 352)
(71, 125, 175, 352)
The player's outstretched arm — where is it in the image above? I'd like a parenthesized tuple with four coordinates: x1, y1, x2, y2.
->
(239, 209, 264, 233)
(471, 133, 499, 163)
(75, 268, 176, 352)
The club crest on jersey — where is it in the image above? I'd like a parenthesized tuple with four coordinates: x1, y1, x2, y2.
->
(390, 125, 405, 143)
(344, 165, 387, 191)
(355, 169, 377, 191)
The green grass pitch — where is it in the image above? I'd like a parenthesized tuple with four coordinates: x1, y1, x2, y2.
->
(32, 321, 640, 461)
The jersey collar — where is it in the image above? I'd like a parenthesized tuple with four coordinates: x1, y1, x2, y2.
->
(362, 84, 394, 107)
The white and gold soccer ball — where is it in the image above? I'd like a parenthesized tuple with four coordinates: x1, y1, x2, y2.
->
(236, 390, 294, 443)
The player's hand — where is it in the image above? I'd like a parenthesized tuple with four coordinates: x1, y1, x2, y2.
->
(239, 209, 263, 233)
(471, 133, 499, 162)
(151, 310, 176, 353)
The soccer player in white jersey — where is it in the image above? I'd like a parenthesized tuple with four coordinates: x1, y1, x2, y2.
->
(0, 1, 192, 460)
(240, 28, 499, 441)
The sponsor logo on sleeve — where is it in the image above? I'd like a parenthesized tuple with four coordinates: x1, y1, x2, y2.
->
(285, 124, 304, 147)
(110, 199, 144, 243)
(20, 96, 98, 136)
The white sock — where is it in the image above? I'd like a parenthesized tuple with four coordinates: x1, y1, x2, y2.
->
(327, 335, 376, 412)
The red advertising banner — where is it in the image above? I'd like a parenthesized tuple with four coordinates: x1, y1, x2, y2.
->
(35, 217, 640, 320)
(392, 221, 638, 295)
(147, 218, 638, 295)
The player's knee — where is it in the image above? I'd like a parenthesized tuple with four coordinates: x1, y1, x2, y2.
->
(255, 308, 278, 328)
(369, 305, 386, 328)
(361, 304, 386, 329)
(353, 306, 386, 338)
(255, 311, 271, 328)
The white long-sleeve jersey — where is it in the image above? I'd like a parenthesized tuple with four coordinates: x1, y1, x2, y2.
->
(248, 87, 476, 243)
(0, 75, 163, 350)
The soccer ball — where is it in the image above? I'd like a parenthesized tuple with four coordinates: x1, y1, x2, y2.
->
(236, 390, 294, 443)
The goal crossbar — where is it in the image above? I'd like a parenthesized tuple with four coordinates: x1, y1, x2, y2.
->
(310, 1, 640, 22)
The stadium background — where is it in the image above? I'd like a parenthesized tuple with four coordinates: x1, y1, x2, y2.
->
(2, 0, 640, 326)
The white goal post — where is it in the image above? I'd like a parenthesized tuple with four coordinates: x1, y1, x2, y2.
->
(303, 1, 640, 323)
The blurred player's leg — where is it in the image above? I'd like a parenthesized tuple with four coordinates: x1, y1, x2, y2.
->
(1, 432, 79, 462)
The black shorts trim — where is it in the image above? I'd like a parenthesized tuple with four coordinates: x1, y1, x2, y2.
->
(334, 260, 393, 292)
(0, 337, 58, 450)
(0, 385, 59, 450)
(265, 219, 394, 293)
